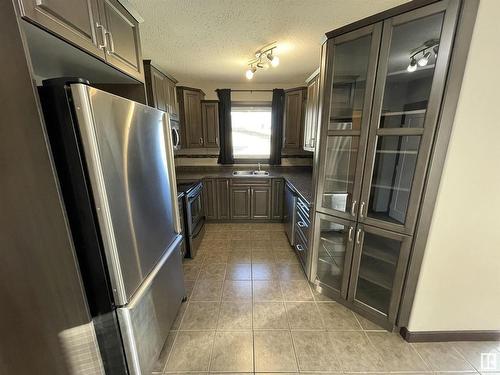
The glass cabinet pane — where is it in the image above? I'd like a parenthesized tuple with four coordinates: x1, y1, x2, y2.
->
(355, 231, 402, 315)
(316, 217, 352, 293)
(322, 136, 359, 213)
(379, 13, 445, 129)
(368, 135, 420, 224)
(329, 35, 372, 129)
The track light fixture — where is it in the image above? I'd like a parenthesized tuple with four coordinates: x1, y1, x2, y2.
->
(407, 39, 439, 73)
(245, 42, 280, 79)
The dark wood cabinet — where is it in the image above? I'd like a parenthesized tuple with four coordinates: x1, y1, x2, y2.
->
(304, 69, 320, 152)
(18, 0, 104, 59)
(18, 0, 142, 80)
(177, 86, 205, 148)
(230, 187, 251, 220)
(201, 101, 219, 148)
(216, 179, 230, 220)
(98, 0, 142, 80)
(203, 178, 217, 221)
(283, 87, 307, 150)
(144, 60, 178, 114)
(271, 178, 284, 220)
(251, 187, 271, 220)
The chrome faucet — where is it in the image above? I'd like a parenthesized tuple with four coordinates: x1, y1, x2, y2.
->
(258, 162, 261, 171)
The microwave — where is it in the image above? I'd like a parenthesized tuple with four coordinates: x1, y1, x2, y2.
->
(169, 113, 181, 151)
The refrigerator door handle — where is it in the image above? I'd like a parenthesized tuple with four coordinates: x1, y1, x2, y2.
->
(163, 113, 182, 234)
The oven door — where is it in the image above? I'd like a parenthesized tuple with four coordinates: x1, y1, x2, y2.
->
(186, 184, 204, 234)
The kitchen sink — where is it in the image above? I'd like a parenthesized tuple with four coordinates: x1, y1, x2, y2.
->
(232, 170, 270, 176)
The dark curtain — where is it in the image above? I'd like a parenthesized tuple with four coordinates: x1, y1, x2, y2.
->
(216, 89, 234, 164)
(269, 88, 285, 165)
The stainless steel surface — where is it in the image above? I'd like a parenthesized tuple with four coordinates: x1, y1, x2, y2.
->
(232, 170, 270, 176)
(71, 84, 178, 305)
(162, 112, 182, 234)
(189, 219, 206, 259)
(118, 235, 185, 375)
(284, 184, 297, 246)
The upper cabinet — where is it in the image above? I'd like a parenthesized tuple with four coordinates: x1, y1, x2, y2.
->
(177, 87, 205, 148)
(177, 87, 219, 149)
(97, 0, 142, 80)
(201, 101, 219, 148)
(283, 87, 307, 151)
(304, 69, 320, 152)
(144, 60, 178, 115)
(18, 0, 143, 81)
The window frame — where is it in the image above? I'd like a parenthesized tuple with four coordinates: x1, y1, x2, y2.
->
(231, 101, 272, 164)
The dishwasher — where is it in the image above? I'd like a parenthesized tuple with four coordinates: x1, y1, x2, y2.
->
(284, 183, 297, 246)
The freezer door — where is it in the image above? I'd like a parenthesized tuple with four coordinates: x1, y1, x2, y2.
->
(117, 235, 185, 375)
(70, 83, 179, 305)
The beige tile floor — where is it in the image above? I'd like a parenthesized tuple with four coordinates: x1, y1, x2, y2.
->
(153, 223, 500, 374)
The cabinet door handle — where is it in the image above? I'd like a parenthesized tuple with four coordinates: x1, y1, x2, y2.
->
(105, 30, 116, 54)
(199, 137, 203, 145)
(96, 23, 107, 49)
(348, 226, 353, 242)
(359, 202, 365, 218)
(297, 221, 305, 228)
(350, 200, 357, 216)
(296, 244, 304, 252)
(356, 229, 363, 244)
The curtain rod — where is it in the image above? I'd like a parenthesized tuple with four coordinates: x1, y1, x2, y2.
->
(228, 89, 273, 93)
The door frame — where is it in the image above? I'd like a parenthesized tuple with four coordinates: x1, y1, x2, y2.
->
(315, 23, 382, 221)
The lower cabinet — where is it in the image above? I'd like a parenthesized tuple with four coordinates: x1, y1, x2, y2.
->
(347, 224, 411, 323)
(204, 177, 285, 222)
(216, 179, 230, 220)
(251, 187, 271, 220)
(271, 178, 284, 220)
(313, 212, 411, 328)
(230, 187, 251, 220)
(203, 179, 217, 221)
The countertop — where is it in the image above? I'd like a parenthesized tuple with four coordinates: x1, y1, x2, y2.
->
(175, 166, 314, 205)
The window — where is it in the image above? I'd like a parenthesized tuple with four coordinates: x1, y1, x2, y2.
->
(231, 104, 271, 160)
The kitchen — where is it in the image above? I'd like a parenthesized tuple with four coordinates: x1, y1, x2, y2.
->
(1, 0, 500, 375)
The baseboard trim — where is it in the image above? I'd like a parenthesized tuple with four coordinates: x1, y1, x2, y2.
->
(400, 327, 500, 342)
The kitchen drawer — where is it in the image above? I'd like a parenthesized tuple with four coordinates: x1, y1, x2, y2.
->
(295, 208, 310, 242)
(230, 178, 271, 186)
(294, 225, 308, 271)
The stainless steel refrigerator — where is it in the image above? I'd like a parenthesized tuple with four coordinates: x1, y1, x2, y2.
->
(39, 78, 185, 375)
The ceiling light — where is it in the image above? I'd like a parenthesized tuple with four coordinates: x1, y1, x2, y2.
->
(267, 52, 280, 67)
(245, 66, 256, 80)
(417, 51, 431, 67)
(407, 58, 417, 72)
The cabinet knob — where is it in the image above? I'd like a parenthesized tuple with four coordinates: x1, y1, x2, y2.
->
(199, 137, 203, 145)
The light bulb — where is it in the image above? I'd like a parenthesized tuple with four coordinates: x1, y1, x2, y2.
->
(267, 52, 280, 67)
(407, 58, 417, 72)
(417, 51, 431, 67)
(271, 55, 280, 67)
(245, 69, 254, 80)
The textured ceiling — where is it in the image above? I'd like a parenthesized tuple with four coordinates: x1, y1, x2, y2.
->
(129, 0, 409, 84)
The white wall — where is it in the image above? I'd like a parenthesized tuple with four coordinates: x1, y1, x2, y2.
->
(408, 0, 500, 331)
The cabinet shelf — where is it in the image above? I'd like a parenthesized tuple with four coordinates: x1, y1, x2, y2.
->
(380, 109, 426, 117)
(363, 245, 398, 265)
(371, 184, 411, 193)
(355, 279, 390, 315)
(358, 264, 393, 290)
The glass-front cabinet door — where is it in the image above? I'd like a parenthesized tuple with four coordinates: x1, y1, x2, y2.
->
(347, 224, 411, 322)
(316, 24, 381, 220)
(312, 213, 356, 299)
(359, 1, 459, 234)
